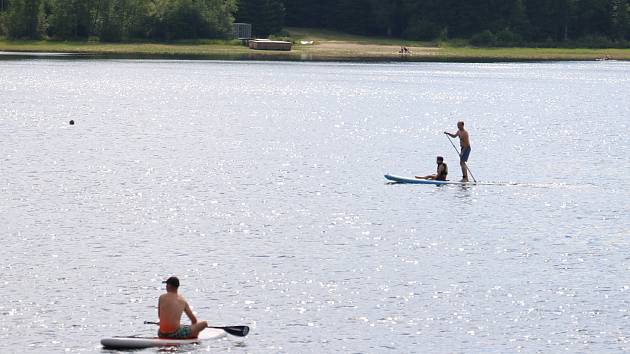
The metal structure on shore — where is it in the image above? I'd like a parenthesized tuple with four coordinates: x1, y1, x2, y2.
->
(232, 23, 252, 40)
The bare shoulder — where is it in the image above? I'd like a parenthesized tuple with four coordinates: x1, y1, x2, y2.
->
(178, 294, 189, 305)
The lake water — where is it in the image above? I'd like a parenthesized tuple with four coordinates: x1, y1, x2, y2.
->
(1, 58, 629, 353)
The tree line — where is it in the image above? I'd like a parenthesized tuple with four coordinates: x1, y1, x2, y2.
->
(0, 0, 244, 41)
(285, 0, 630, 45)
(1, 0, 629, 46)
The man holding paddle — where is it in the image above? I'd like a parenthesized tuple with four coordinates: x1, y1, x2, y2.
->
(445, 121, 471, 182)
(157, 276, 208, 339)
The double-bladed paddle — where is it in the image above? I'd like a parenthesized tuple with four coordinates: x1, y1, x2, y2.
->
(144, 321, 249, 337)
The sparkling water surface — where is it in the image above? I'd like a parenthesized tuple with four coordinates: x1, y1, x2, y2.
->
(1, 59, 629, 353)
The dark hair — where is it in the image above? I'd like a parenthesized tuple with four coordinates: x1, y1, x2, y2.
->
(437, 156, 444, 161)
(162, 276, 180, 288)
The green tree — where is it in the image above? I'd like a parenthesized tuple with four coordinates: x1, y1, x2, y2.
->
(152, 0, 235, 40)
(95, 0, 123, 41)
(610, 0, 630, 40)
(400, 0, 445, 40)
(47, 0, 93, 38)
(508, 0, 530, 38)
(93, 0, 153, 41)
(369, 0, 403, 37)
(199, 0, 237, 38)
(332, 0, 373, 34)
(5, 0, 42, 39)
(283, 0, 336, 28)
(611, 0, 630, 40)
(237, 0, 285, 37)
(524, 0, 573, 41)
(572, 0, 610, 38)
(0, 2, 6, 37)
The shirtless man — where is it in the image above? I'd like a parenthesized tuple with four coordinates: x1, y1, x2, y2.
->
(157, 277, 208, 339)
(416, 156, 448, 180)
(445, 121, 471, 182)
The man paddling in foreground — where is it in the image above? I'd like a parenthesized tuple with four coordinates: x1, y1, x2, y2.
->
(158, 276, 208, 339)
(416, 156, 448, 180)
(445, 121, 471, 182)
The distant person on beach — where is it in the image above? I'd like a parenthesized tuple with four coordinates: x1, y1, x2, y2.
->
(158, 277, 208, 339)
(445, 121, 471, 182)
(404, 47, 411, 54)
(399, 46, 411, 55)
(416, 156, 448, 180)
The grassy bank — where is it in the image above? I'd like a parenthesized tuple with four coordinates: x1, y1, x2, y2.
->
(1, 28, 629, 62)
(0, 39, 251, 58)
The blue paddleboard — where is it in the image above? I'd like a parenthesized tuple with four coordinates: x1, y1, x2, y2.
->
(384, 174, 471, 185)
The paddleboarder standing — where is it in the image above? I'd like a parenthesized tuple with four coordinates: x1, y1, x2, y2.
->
(157, 276, 208, 339)
(445, 121, 471, 182)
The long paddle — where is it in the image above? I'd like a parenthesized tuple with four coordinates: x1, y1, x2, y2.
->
(144, 321, 249, 337)
(445, 134, 477, 183)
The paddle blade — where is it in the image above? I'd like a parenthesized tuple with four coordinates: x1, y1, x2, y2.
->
(211, 326, 249, 337)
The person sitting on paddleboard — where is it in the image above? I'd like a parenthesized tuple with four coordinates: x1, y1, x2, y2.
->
(445, 121, 471, 182)
(415, 156, 448, 180)
(157, 277, 208, 339)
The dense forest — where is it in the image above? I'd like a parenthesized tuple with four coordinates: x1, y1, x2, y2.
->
(0, 0, 241, 41)
(285, 0, 630, 45)
(0, 0, 629, 46)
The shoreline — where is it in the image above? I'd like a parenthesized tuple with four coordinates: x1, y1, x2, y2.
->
(1, 39, 629, 63)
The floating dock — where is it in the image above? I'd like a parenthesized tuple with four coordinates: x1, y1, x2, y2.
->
(249, 39, 292, 51)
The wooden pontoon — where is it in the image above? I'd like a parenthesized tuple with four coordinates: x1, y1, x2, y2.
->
(249, 39, 292, 51)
